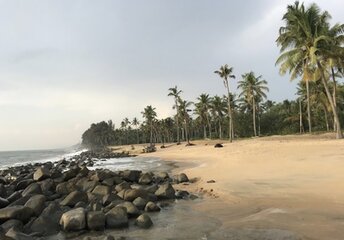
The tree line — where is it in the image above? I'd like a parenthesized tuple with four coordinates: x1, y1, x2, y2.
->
(82, 1, 344, 148)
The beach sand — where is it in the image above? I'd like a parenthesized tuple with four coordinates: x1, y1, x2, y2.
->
(116, 134, 344, 239)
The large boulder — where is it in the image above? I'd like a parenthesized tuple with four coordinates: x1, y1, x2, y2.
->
(90, 171, 114, 182)
(135, 214, 153, 229)
(105, 206, 128, 228)
(92, 185, 111, 197)
(132, 197, 148, 210)
(15, 180, 35, 191)
(138, 173, 152, 185)
(77, 180, 99, 192)
(56, 182, 76, 195)
(1, 219, 23, 232)
(123, 189, 148, 202)
(24, 195, 46, 216)
(63, 166, 81, 181)
(0, 197, 9, 208)
(33, 167, 50, 181)
(0, 206, 34, 223)
(117, 202, 139, 217)
(103, 193, 121, 206)
(121, 170, 141, 182)
(38, 178, 55, 193)
(22, 183, 42, 197)
(144, 201, 160, 212)
(176, 173, 189, 183)
(60, 208, 86, 231)
(5, 227, 34, 240)
(60, 191, 88, 207)
(114, 182, 131, 192)
(6, 192, 22, 204)
(87, 211, 105, 231)
(155, 183, 175, 199)
(30, 202, 63, 235)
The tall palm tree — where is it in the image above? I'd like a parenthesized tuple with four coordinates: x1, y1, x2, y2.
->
(141, 105, 157, 147)
(238, 72, 269, 137)
(276, 1, 343, 138)
(168, 86, 182, 144)
(178, 98, 193, 145)
(210, 95, 226, 139)
(132, 117, 140, 144)
(194, 93, 212, 139)
(214, 64, 236, 142)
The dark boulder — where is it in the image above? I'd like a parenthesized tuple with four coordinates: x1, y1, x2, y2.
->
(116, 202, 139, 217)
(22, 183, 42, 197)
(144, 201, 160, 212)
(0, 197, 9, 208)
(87, 211, 105, 231)
(5, 227, 34, 240)
(91, 185, 111, 197)
(155, 183, 175, 199)
(33, 167, 50, 181)
(60, 207, 86, 231)
(132, 197, 148, 210)
(138, 173, 152, 185)
(24, 195, 45, 216)
(135, 214, 153, 229)
(1, 219, 23, 232)
(214, 143, 223, 148)
(0, 206, 34, 223)
(114, 182, 131, 192)
(121, 170, 141, 182)
(176, 173, 189, 183)
(15, 180, 35, 191)
(60, 191, 88, 207)
(123, 189, 148, 202)
(105, 206, 128, 228)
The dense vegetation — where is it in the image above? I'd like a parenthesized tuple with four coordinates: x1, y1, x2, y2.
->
(82, 1, 344, 148)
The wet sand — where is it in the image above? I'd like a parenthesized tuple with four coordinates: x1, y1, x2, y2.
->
(120, 134, 344, 240)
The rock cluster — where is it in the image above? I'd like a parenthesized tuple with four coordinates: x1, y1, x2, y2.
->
(0, 152, 194, 239)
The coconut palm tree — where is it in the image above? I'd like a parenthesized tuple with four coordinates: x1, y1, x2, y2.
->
(178, 98, 193, 145)
(214, 64, 236, 142)
(238, 72, 269, 137)
(210, 95, 226, 139)
(141, 105, 157, 147)
(132, 117, 140, 144)
(276, 1, 343, 138)
(168, 86, 182, 144)
(194, 93, 212, 139)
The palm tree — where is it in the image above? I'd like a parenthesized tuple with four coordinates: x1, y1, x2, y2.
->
(178, 98, 193, 145)
(194, 93, 212, 139)
(132, 117, 140, 144)
(214, 64, 236, 142)
(168, 86, 182, 144)
(276, 1, 343, 138)
(141, 105, 157, 147)
(210, 96, 226, 139)
(238, 72, 269, 137)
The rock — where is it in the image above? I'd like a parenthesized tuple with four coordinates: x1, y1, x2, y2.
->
(75, 201, 87, 208)
(60, 208, 86, 231)
(63, 166, 81, 181)
(0, 197, 9, 208)
(207, 180, 216, 183)
(145, 184, 159, 194)
(0, 177, 7, 185)
(102, 177, 122, 187)
(24, 195, 45, 216)
(115, 182, 131, 192)
(175, 190, 189, 199)
(156, 172, 169, 180)
(123, 189, 148, 202)
(189, 194, 199, 200)
(1, 219, 23, 232)
(87, 211, 105, 231)
(155, 183, 175, 199)
(33, 167, 50, 181)
(0, 206, 34, 223)
(103, 193, 121, 206)
(133, 197, 148, 210)
(105, 206, 128, 228)
(6, 192, 22, 204)
(38, 178, 55, 193)
(117, 202, 139, 217)
(0, 184, 6, 198)
(138, 173, 152, 185)
(214, 143, 223, 148)
(77, 180, 99, 192)
(135, 214, 153, 229)
(30, 202, 63, 235)
(83, 236, 115, 240)
(121, 170, 141, 182)
(60, 191, 88, 207)
(176, 173, 189, 183)
(92, 185, 110, 197)
(90, 171, 113, 182)
(79, 167, 89, 177)
(15, 180, 35, 191)
(56, 182, 76, 195)
(22, 183, 42, 197)
(5, 227, 34, 240)
(144, 201, 160, 212)
(8, 196, 30, 207)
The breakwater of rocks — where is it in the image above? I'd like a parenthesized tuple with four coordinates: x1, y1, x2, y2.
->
(0, 150, 196, 240)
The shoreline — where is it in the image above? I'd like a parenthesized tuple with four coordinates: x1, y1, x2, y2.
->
(121, 134, 344, 239)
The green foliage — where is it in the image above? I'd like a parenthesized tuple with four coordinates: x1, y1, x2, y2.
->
(82, 121, 116, 149)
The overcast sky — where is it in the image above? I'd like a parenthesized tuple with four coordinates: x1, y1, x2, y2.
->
(0, 0, 343, 151)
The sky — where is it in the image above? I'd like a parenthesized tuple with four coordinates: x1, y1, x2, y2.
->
(0, 0, 343, 151)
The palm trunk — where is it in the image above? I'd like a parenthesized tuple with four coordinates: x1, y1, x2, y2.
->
(175, 99, 180, 143)
(149, 123, 153, 147)
(317, 61, 342, 139)
(252, 97, 257, 137)
(203, 125, 207, 139)
(299, 98, 304, 134)
(331, 67, 337, 132)
(305, 79, 312, 133)
(136, 129, 139, 144)
(219, 120, 222, 139)
(185, 120, 190, 144)
(206, 114, 212, 139)
(225, 79, 233, 142)
(323, 105, 329, 132)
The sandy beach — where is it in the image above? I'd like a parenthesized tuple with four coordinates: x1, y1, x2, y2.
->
(117, 134, 344, 239)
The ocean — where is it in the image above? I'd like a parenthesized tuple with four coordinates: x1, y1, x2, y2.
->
(0, 147, 169, 172)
